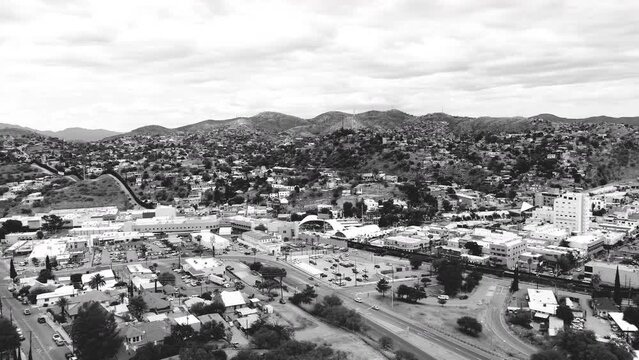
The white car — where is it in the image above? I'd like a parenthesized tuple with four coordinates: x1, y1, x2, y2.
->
(372, 305, 380, 310)
(354, 297, 363, 303)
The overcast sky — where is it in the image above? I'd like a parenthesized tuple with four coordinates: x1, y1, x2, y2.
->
(1, 0, 638, 131)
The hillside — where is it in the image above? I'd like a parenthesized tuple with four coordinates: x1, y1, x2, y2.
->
(39, 127, 121, 142)
(532, 113, 639, 126)
(176, 111, 307, 133)
(25, 176, 132, 213)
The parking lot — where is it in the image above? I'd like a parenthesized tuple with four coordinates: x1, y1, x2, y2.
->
(287, 246, 417, 288)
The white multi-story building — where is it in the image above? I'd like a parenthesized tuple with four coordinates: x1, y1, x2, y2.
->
(490, 239, 526, 269)
(553, 192, 591, 234)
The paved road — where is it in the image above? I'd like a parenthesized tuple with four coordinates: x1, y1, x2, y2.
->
(482, 285, 538, 359)
(0, 262, 69, 360)
(220, 254, 500, 360)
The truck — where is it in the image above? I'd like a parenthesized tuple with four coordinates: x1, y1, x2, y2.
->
(208, 274, 230, 287)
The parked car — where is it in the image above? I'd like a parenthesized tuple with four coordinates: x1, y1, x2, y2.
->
(23, 309, 31, 315)
(37, 316, 46, 324)
(52, 333, 63, 342)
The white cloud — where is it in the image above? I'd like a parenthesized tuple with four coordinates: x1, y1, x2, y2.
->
(1, 0, 638, 131)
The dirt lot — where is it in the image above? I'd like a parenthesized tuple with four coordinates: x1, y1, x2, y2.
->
(271, 302, 385, 360)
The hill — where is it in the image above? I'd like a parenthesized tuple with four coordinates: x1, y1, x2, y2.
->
(176, 111, 307, 133)
(39, 127, 121, 142)
(532, 113, 639, 126)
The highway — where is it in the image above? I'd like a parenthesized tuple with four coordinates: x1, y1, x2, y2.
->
(219, 254, 511, 360)
(0, 261, 69, 360)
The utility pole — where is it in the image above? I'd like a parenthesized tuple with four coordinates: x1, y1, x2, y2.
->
(391, 265, 395, 309)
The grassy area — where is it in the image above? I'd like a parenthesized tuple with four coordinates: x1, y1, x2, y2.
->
(11, 176, 132, 214)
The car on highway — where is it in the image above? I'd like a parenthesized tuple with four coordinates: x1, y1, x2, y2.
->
(354, 297, 363, 303)
(372, 305, 380, 310)
(23, 309, 31, 315)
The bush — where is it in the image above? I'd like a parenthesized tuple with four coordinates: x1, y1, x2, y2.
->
(508, 311, 532, 329)
(457, 316, 482, 337)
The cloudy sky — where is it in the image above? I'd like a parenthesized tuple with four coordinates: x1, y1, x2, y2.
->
(1, 0, 638, 131)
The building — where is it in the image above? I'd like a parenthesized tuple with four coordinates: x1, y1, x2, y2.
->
(584, 261, 639, 288)
(490, 239, 526, 269)
(527, 288, 558, 316)
(122, 321, 171, 353)
(36, 285, 78, 307)
(132, 216, 220, 233)
(239, 231, 282, 255)
(566, 234, 604, 257)
(384, 236, 428, 252)
(553, 192, 591, 234)
(191, 230, 230, 251)
(182, 257, 225, 278)
(534, 192, 560, 208)
(220, 290, 246, 312)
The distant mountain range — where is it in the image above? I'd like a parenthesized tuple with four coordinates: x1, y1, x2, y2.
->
(2, 111, 638, 141)
(0, 123, 121, 142)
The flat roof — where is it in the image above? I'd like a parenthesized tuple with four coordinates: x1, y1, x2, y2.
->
(610, 312, 638, 332)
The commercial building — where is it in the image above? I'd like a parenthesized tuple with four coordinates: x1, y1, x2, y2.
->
(182, 257, 225, 278)
(132, 216, 220, 233)
(584, 261, 639, 288)
(566, 234, 604, 257)
(553, 192, 591, 234)
(239, 231, 282, 255)
(384, 236, 428, 252)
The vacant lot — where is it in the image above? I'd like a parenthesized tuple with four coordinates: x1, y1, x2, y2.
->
(23, 176, 131, 213)
(271, 303, 385, 360)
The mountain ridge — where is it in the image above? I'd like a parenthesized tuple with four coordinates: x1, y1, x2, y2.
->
(3, 111, 639, 141)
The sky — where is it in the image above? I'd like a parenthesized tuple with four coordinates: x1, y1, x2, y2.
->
(1, 0, 638, 132)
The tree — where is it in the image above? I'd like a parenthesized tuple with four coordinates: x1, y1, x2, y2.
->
(379, 336, 393, 350)
(376, 278, 391, 297)
(510, 267, 519, 292)
(89, 273, 106, 291)
(343, 202, 354, 218)
(41, 214, 64, 233)
(45, 255, 51, 271)
(129, 296, 148, 320)
(261, 267, 287, 299)
(457, 316, 482, 337)
(36, 268, 54, 284)
(56, 297, 69, 322)
(556, 304, 574, 326)
(614, 266, 622, 305)
(623, 306, 639, 327)
(396, 284, 426, 303)
(71, 301, 123, 360)
(464, 241, 483, 256)
(530, 350, 566, 360)
(394, 350, 419, 360)
(0, 317, 20, 358)
(198, 321, 227, 341)
(409, 256, 423, 270)
(9, 259, 17, 279)
(290, 285, 318, 305)
(157, 272, 176, 286)
(436, 260, 463, 296)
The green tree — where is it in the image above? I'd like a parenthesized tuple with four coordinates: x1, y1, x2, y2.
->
(45, 255, 51, 271)
(379, 336, 393, 350)
(157, 272, 176, 286)
(9, 259, 17, 279)
(457, 316, 482, 337)
(614, 266, 622, 305)
(376, 278, 391, 297)
(394, 350, 419, 360)
(510, 267, 519, 292)
(409, 256, 423, 270)
(42, 214, 64, 233)
(531, 350, 565, 360)
(128, 296, 148, 320)
(556, 304, 574, 327)
(89, 273, 106, 291)
(56, 296, 69, 322)
(290, 285, 318, 305)
(71, 301, 123, 360)
(0, 317, 20, 359)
